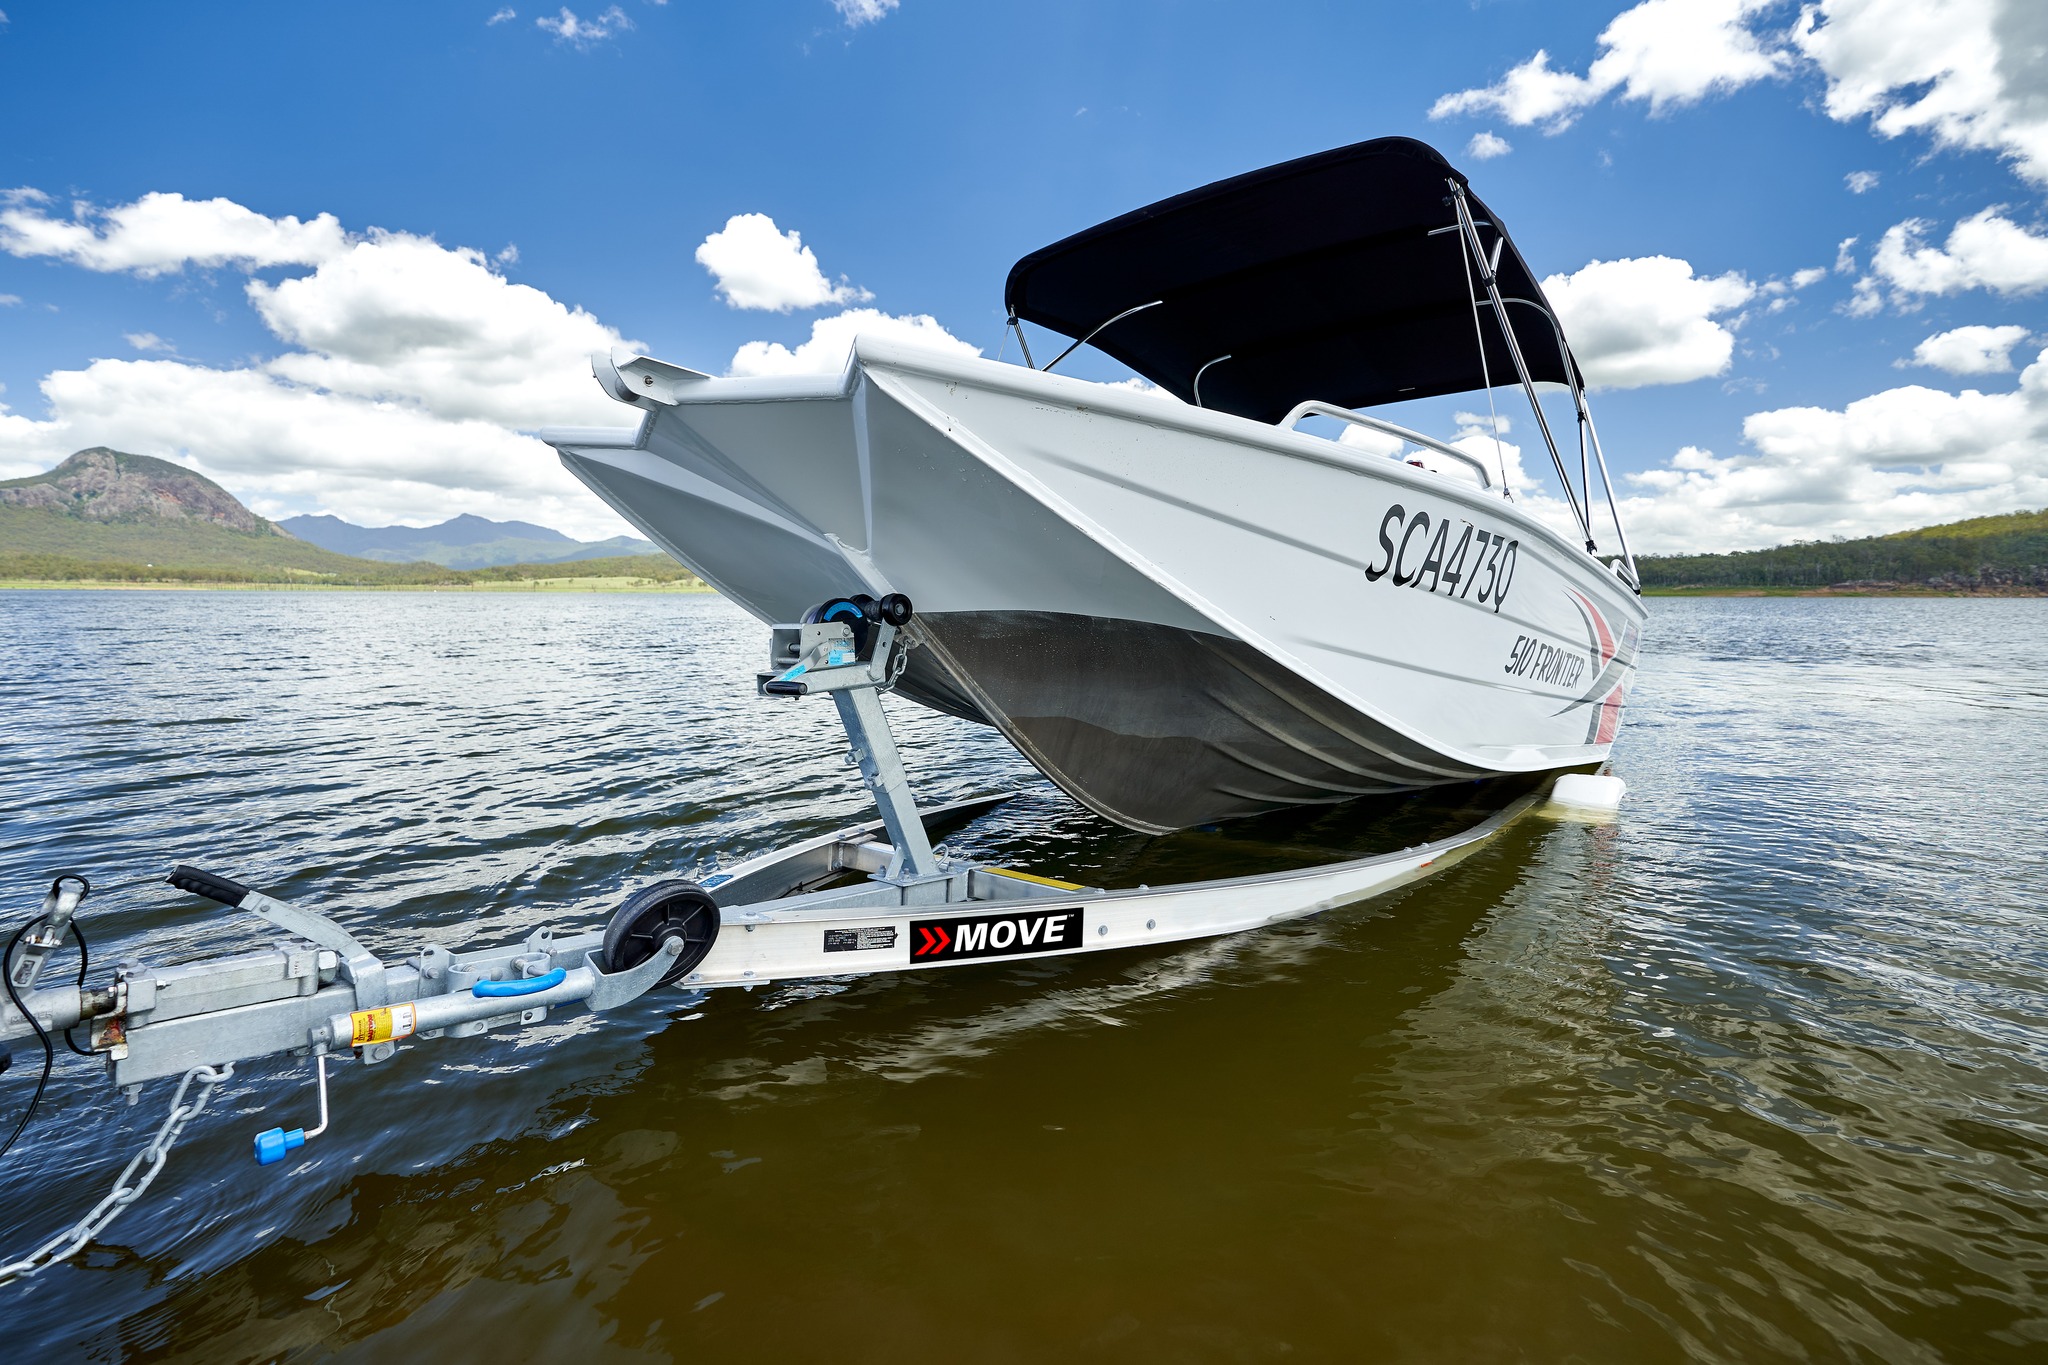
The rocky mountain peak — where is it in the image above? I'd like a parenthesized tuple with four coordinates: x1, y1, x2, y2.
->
(0, 448, 284, 536)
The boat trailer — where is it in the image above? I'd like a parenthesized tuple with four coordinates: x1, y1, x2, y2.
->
(0, 594, 1595, 1283)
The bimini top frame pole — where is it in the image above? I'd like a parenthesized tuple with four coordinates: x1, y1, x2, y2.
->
(1448, 181, 1593, 550)
(1447, 184, 1639, 588)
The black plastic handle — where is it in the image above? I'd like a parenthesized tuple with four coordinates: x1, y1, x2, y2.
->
(167, 864, 253, 908)
(762, 680, 808, 697)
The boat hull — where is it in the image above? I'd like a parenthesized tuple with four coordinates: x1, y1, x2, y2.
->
(544, 339, 1645, 832)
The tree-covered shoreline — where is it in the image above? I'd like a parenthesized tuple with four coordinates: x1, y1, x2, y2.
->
(1636, 509, 2048, 594)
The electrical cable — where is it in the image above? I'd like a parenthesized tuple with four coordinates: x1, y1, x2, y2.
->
(62, 919, 92, 1057)
(1, 915, 55, 1163)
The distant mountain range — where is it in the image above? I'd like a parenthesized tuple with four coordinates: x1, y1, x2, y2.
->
(279, 512, 655, 570)
(0, 447, 681, 584)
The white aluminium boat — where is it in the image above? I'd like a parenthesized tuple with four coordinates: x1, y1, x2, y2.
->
(543, 137, 1646, 833)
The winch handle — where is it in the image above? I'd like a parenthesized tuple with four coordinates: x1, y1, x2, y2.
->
(167, 865, 253, 909)
(165, 866, 391, 1008)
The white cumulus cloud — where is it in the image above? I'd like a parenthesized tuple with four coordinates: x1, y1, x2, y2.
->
(1863, 208, 2048, 305)
(487, 7, 516, 24)
(1796, 0, 2048, 187)
(1542, 255, 1757, 389)
(1619, 348, 2048, 549)
(0, 189, 347, 277)
(1905, 324, 2033, 374)
(1433, 0, 2048, 189)
(1431, 0, 1788, 131)
(727, 308, 978, 377)
(695, 213, 871, 312)
(536, 5, 631, 47)
(1845, 169, 1880, 193)
(248, 231, 629, 429)
(1465, 131, 1513, 160)
(10, 360, 606, 529)
(0, 189, 644, 538)
(832, 0, 899, 27)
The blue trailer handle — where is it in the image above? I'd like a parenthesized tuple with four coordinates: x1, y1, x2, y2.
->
(473, 968, 567, 998)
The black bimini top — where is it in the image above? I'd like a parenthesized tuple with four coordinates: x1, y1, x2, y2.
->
(1003, 137, 1576, 424)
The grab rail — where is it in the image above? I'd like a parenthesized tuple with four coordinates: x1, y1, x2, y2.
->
(1276, 400, 1492, 490)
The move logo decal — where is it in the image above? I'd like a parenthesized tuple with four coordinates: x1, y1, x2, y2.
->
(909, 907, 1086, 962)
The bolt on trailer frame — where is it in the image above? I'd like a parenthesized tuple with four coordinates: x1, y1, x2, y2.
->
(0, 593, 1552, 1284)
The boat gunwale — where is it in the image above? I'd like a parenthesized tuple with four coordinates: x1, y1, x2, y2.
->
(545, 340, 1645, 626)
(851, 336, 1645, 624)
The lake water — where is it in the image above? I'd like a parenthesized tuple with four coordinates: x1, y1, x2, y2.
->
(1, 589, 2044, 1362)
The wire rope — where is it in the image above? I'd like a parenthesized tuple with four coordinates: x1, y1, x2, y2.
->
(1456, 224, 1512, 499)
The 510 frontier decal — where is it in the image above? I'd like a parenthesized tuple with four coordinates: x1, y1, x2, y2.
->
(1364, 502, 1517, 612)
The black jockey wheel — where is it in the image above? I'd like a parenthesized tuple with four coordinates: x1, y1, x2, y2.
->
(601, 881, 721, 987)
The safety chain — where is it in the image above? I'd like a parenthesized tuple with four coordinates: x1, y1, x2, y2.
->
(884, 633, 916, 689)
(0, 1062, 235, 1286)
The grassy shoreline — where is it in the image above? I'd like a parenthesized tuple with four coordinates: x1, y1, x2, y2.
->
(0, 549, 711, 593)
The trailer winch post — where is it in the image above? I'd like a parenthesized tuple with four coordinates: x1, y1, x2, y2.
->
(833, 685, 939, 881)
(757, 592, 941, 883)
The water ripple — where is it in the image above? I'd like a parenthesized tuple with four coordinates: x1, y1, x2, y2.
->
(0, 590, 2044, 1361)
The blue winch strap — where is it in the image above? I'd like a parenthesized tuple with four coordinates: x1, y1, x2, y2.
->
(472, 967, 567, 998)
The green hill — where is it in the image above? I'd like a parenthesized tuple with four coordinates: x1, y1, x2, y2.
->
(1, 448, 385, 575)
(1637, 508, 2048, 593)
(1883, 507, 2048, 542)
(0, 447, 700, 588)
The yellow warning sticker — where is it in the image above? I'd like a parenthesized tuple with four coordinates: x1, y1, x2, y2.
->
(349, 1002, 417, 1047)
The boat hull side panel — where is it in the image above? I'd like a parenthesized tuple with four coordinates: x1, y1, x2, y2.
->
(917, 610, 1489, 832)
(862, 350, 1644, 774)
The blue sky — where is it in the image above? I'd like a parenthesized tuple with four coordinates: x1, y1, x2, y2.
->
(2, 0, 2044, 550)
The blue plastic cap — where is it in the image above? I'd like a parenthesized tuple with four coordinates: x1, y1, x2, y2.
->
(254, 1126, 306, 1166)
